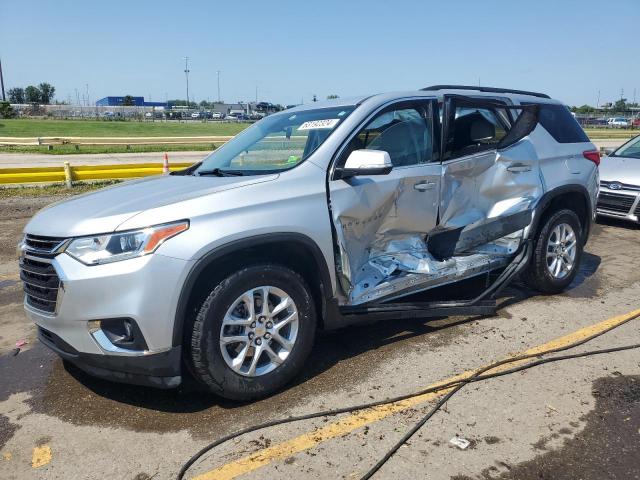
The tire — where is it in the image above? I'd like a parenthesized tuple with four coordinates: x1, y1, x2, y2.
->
(524, 209, 583, 294)
(189, 264, 316, 401)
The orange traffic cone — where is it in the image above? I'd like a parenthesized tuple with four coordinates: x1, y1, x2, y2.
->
(162, 153, 169, 174)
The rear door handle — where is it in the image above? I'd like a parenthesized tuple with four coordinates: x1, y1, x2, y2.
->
(506, 163, 532, 173)
(414, 181, 437, 191)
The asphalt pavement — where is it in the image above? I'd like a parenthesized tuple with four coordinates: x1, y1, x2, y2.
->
(0, 193, 639, 479)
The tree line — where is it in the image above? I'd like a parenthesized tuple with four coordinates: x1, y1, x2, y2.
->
(571, 98, 639, 114)
(7, 83, 56, 104)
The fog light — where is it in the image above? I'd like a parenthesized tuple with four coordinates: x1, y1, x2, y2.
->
(90, 318, 148, 351)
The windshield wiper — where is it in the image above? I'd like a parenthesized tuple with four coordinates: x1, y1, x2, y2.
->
(197, 168, 244, 177)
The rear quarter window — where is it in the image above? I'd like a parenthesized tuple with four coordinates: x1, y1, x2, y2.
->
(536, 104, 590, 143)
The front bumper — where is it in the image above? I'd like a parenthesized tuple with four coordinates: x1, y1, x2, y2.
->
(23, 251, 194, 388)
(38, 326, 182, 388)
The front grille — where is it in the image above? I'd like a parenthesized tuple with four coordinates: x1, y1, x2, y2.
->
(23, 234, 68, 259)
(597, 192, 636, 214)
(20, 234, 67, 314)
(600, 181, 640, 192)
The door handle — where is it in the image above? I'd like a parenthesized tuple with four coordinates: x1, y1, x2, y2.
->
(506, 163, 532, 173)
(413, 181, 436, 191)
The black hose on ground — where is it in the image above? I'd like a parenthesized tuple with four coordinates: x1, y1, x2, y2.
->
(176, 311, 640, 480)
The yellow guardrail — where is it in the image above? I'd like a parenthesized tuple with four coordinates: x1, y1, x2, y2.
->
(0, 162, 193, 185)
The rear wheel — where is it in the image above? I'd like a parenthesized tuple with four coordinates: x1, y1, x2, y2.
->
(524, 209, 583, 294)
(189, 264, 316, 400)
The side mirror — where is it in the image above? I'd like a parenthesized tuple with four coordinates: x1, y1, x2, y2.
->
(603, 147, 615, 156)
(334, 150, 393, 179)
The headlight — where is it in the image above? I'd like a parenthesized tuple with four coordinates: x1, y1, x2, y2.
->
(65, 221, 189, 265)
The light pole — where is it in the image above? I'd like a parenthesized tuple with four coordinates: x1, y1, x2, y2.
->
(216, 70, 221, 103)
(0, 58, 6, 101)
(184, 57, 190, 108)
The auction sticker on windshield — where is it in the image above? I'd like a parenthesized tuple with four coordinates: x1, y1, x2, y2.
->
(298, 119, 340, 130)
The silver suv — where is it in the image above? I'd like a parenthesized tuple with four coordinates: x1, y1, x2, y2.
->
(20, 86, 599, 400)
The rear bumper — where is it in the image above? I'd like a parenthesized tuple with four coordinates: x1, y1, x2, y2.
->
(38, 326, 182, 388)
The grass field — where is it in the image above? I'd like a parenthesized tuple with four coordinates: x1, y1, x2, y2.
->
(583, 128, 639, 139)
(0, 118, 249, 137)
(0, 143, 216, 155)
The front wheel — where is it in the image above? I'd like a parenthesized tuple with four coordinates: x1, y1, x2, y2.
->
(524, 209, 583, 294)
(189, 264, 316, 401)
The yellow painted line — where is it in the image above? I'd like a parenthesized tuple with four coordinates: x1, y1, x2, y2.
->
(192, 308, 640, 480)
(31, 445, 52, 468)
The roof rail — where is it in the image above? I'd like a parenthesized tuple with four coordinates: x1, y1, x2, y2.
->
(421, 85, 550, 99)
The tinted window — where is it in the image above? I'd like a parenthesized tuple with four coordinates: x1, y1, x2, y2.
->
(342, 105, 433, 167)
(446, 106, 508, 159)
(536, 104, 589, 143)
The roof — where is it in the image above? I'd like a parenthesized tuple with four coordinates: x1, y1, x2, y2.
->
(421, 85, 550, 99)
(283, 86, 561, 115)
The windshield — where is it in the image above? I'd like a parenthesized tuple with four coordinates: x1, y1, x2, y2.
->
(612, 136, 640, 159)
(195, 106, 356, 175)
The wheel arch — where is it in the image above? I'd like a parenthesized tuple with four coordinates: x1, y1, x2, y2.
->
(172, 233, 335, 348)
(530, 185, 593, 245)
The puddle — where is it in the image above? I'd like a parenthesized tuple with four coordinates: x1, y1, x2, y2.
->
(455, 375, 640, 480)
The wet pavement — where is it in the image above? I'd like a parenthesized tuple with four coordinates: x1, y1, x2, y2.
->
(1, 193, 640, 479)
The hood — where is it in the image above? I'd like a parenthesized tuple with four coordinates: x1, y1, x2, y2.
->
(25, 174, 277, 237)
(599, 155, 640, 187)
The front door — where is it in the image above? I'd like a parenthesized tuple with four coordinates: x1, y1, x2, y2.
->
(328, 99, 441, 303)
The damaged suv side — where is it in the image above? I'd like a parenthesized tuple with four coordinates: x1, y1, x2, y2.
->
(22, 86, 599, 400)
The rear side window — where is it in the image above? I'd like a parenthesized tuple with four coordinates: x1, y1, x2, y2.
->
(536, 104, 589, 143)
(444, 106, 509, 160)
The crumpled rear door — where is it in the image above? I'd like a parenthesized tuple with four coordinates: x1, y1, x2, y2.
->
(431, 96, 542, 258)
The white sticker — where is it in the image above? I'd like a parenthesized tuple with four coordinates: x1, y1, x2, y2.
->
(298, 119, 340, 130)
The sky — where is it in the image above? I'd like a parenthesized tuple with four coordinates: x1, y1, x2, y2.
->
(1, 0, 638, 107)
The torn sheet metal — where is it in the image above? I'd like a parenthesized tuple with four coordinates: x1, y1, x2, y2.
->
(347, 232, 521, 306)
(350, 249, 511, 305)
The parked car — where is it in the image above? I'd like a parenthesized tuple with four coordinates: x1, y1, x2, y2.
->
(633, 118, 640, 128)
(608, 117, 629, 128)
(191, 112, 201, 119)
(211, 112, 224, 119)
(597, 134, 640, 222)
(20, 85, 599, 400)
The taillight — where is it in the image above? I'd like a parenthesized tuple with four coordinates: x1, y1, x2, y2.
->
(583, 150, 600, 167)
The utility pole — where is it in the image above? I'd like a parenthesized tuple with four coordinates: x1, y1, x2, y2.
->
(75, 88, 80, 106)
(86, 84, 89, 106)
(216, 70, 221, 102)
(596, 90, 601, 109)
(0, 58, 6, 101)
(184, 57, 190, 108)
(255, 85, 258, 103)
